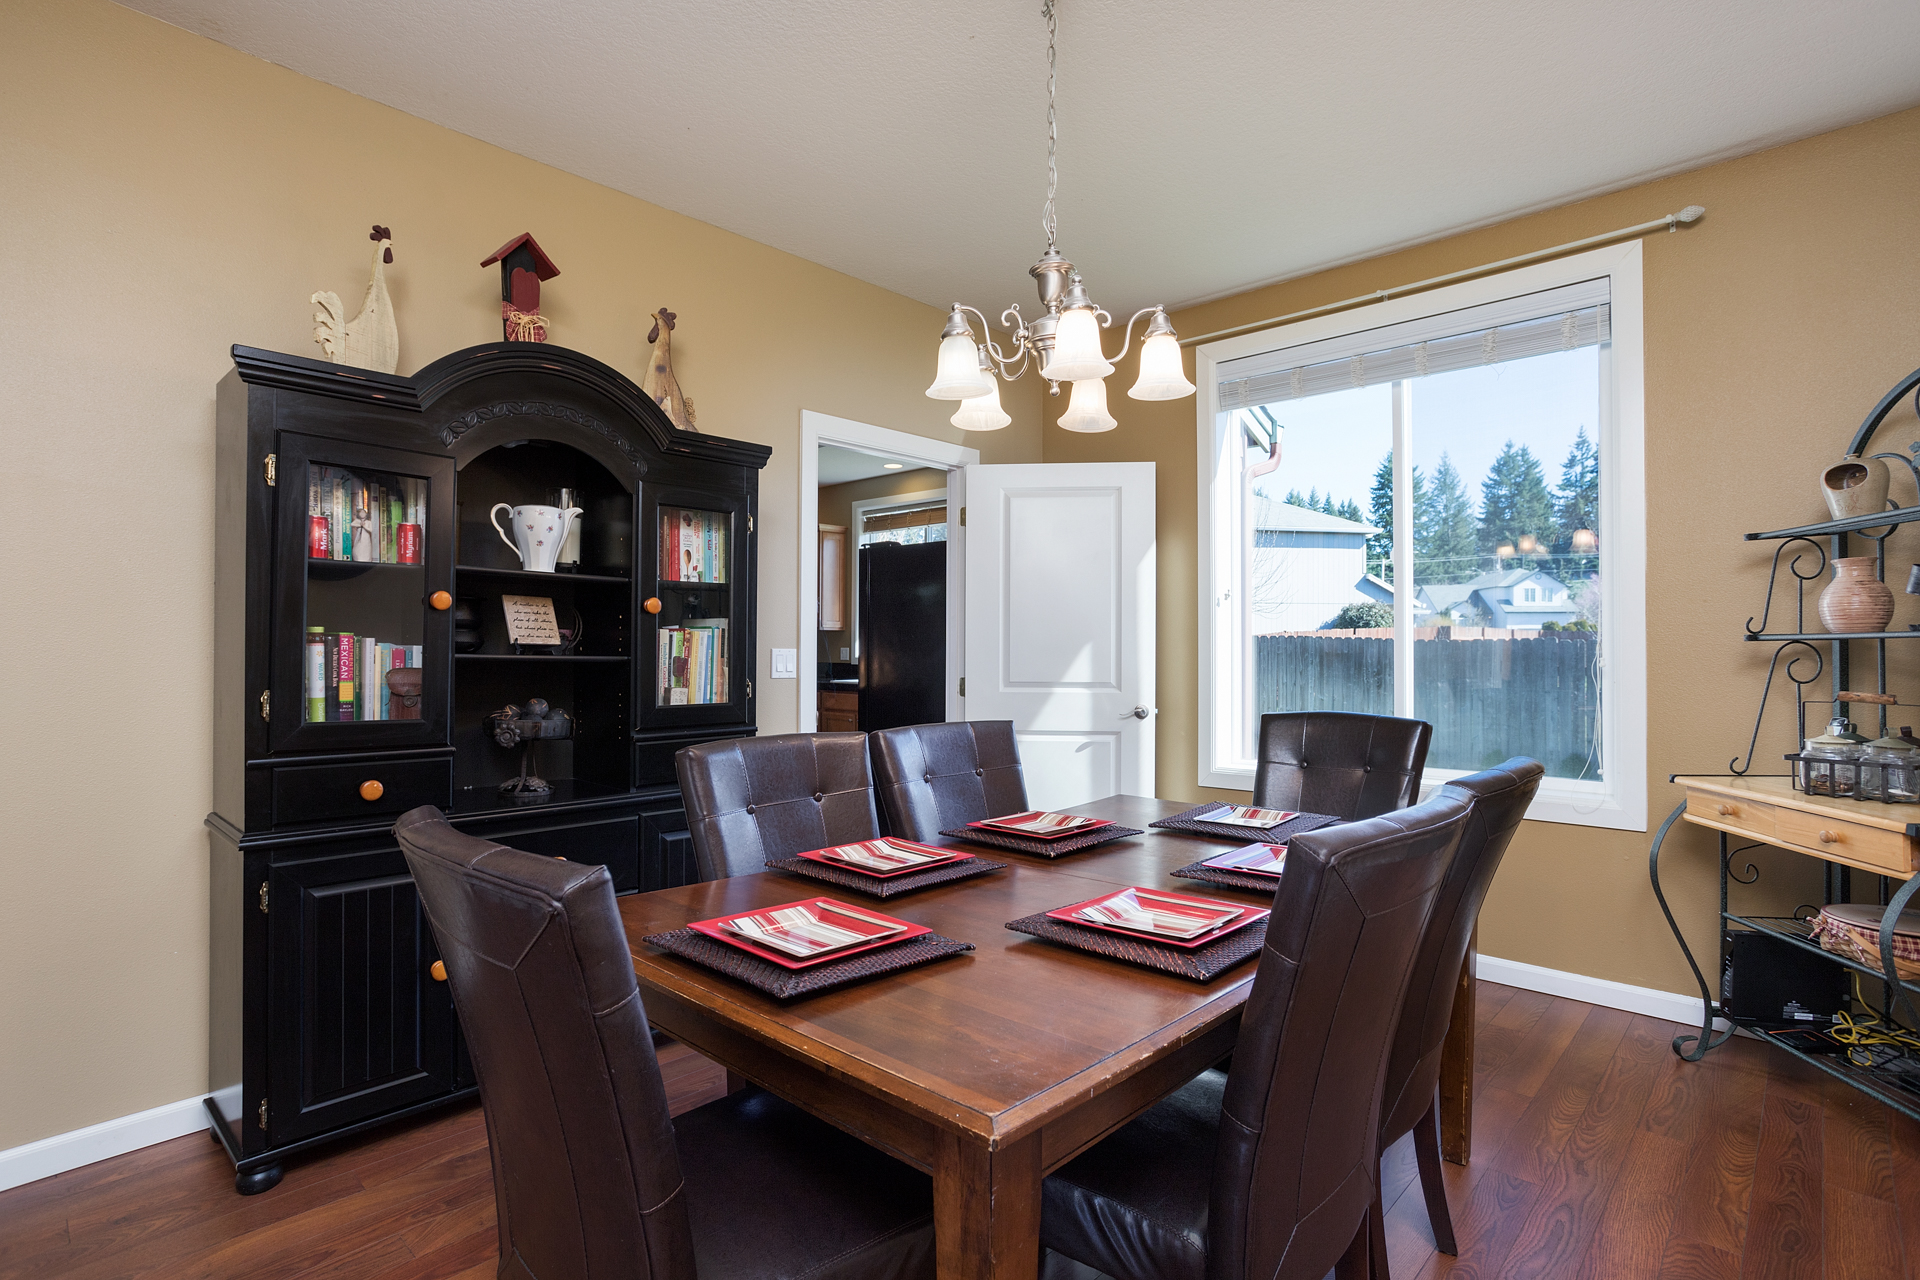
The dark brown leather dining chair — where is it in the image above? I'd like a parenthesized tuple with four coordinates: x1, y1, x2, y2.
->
(868, 720, 1028, 841)
(1038, 788, 1472, 1280)
(393, 806, 936, 1280)
(1374, 756, 1543, 1275)
(1253, 710, 1433, 820)
(675, 732, 882, 879)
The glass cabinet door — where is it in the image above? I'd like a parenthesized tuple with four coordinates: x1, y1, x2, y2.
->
(270, 433, 455, 753)
(640, 489, 750, 728)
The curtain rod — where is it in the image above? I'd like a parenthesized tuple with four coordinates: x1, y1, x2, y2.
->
(1179, 205, 1705, 349)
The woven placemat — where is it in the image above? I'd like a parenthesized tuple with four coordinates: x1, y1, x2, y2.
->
(642, 929, 974, 1000)
(1148, 804, 1342, 842)
(1168, 861, 1282, 894)
(938, 824, 1144, 859)
(763, 855, 1008, 898)
(1004, 912, 1267, 980)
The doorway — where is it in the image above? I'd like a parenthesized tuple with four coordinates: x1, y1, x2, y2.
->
(796, 412, 978, 733)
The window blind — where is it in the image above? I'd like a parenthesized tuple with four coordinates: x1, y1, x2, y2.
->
(1217, 278, 1610, 411)
(862, 504, 946, 534)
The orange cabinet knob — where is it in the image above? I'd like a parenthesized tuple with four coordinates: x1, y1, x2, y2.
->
(644, 597, 662, 614)
(430, 960, 447, 982)
(359, 779, 384, 802)
(429, 590, 453, 611)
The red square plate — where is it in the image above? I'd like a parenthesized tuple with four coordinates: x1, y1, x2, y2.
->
(1045, 887, 1268, 949)
(795, 837, 974, 879)
(1201, 843, 1288, 877)
(968, 810, 1113, 839)
(1202, 805, 1299, 829)
(689, 898, 932, 970)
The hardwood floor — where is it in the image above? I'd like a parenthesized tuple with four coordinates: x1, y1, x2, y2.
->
(3, 987, 1918, 1279)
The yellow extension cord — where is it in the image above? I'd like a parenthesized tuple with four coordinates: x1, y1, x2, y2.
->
(1830, 974, 1920, 1067)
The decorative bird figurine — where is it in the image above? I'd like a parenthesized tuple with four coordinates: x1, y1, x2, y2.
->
(642, 307, 698, 432)
(312, 225, 399, 374)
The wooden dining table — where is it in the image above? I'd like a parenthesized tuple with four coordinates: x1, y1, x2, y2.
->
(618, 794, 1477, 1280)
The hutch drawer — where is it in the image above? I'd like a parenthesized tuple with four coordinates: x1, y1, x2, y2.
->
(272, 757, 452, 826)
(1683, 791, 1775, 842)
(1677, 775, 1920, 878)
(1773, 806, 1918, 876)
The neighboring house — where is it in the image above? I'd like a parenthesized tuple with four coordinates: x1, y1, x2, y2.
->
(1416, 566, 1581, 629)
(1248, 497, 1383, 631)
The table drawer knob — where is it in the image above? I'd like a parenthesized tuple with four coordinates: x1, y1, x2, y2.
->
(1717, 804, 1735, 817)
(430, 960, 447, 982)
(1818, 829, 1839, 844)
(359, 779, 384, 802)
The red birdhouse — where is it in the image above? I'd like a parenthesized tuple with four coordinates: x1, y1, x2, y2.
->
(480, 233, 561, 342)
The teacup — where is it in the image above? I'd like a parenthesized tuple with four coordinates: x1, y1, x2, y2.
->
(491, 503, 583, 573)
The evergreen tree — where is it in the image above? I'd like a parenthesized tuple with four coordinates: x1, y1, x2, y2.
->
(1334, 498, 1364, 524)
(1554, 427, 1600, 575)
(1364, 452, 1425, 582)
(1367, 454, 1394, 579)
(1423, 453, 1478, 584)
(1478, 441, 1555, 561)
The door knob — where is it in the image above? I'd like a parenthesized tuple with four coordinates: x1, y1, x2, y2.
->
(1129, 706, 1151, 720)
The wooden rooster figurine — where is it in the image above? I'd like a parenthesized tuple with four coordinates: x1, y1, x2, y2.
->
(312, 226, 398, 373)
(642, 308, 698, 432)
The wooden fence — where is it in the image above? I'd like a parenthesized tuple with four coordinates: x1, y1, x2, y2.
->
(1254, 631, 1600, 779)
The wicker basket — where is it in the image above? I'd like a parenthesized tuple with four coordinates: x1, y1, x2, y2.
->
(1810, 903, 1920, 982)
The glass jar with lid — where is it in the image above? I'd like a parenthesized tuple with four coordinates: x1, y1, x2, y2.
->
(1799, 732, 1866, 797)
(1860, 735, 1920, 801)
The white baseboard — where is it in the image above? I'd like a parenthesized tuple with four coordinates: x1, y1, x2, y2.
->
(1477, 953, 1729, 1031)
(0, 1085, 241, 1194)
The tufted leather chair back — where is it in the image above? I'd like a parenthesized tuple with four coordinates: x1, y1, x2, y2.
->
(394, 805, 695, 1280)
(868, 721, 1028, 841)
(1252, 711, 1432, 821)
(1378, 757, 1543, 1146)
(675, 733, 882, 879)
(1208, 790, 1468, 1280)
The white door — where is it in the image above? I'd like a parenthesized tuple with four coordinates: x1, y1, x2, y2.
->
(962, 462, 1156, 809)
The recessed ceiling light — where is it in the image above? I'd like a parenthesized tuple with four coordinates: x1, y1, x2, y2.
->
(882, 462, 904, 469)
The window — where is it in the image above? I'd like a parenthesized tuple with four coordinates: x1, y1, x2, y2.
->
(1196, 243, 1647, 830)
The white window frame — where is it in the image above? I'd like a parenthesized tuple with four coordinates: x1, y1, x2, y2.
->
(1194, 241, 1648, 831)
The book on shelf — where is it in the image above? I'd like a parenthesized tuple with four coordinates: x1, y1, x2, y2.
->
(659, 507, 728, 583)
(303, 630, 423, 723)
(657, 621, 728, 706)
(308, 466, 426, 566)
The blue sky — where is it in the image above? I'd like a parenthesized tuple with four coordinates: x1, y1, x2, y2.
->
(1248, 347, 1601, 513)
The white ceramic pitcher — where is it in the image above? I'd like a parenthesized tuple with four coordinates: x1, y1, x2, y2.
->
(491, 503, 583, 573)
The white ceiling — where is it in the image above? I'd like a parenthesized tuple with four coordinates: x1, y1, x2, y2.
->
(126, 0, 1920, 317)
(818, 445, 915, 486)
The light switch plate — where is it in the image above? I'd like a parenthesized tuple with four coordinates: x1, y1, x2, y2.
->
(769, 648, 797, 679)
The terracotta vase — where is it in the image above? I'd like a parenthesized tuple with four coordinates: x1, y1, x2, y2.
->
(1819, 557, 1895, 633)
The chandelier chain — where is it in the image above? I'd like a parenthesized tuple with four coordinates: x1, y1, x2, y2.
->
(1041, 0, 1057, 250)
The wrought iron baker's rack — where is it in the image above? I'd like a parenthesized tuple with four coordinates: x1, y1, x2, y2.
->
(1650, 364, 1920, 1120)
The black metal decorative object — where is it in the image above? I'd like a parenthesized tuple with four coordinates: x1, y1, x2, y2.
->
(489, 698, 572, 800)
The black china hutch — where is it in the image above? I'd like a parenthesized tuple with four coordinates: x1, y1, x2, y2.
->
(205, 343, 767, 1192)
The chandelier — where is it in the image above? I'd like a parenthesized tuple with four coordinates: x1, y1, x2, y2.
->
(924, 0, 1196, 432)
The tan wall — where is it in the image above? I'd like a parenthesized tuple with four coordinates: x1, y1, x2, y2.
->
(0, 0, 1039, 1150)
(816, 468, 949, 662)
(1047, 105, 1920, 997)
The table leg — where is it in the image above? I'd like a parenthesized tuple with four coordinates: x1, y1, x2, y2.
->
(1439, 927, 1475, 1165)
(933, 1128, 1042, 1280)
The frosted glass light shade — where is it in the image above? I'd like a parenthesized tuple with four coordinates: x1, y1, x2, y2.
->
(1057, 377, 1118, 433)
(1129, 331, 1196, 400)
(926, 334, 993, 400)
(1041, 308, 1114, 382)
(951, 382, 1011, 431)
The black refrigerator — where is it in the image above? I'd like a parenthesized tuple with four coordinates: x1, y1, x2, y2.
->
(858, 541, 947, 731)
